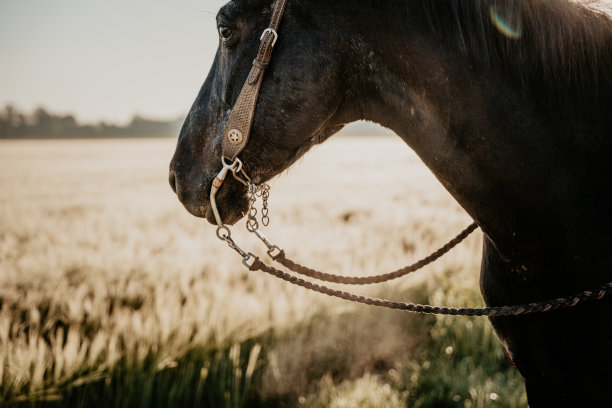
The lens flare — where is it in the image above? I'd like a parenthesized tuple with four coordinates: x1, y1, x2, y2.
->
(489, 5, 522, 39)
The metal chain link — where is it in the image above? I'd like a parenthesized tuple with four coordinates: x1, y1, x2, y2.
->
(261, 184, 270, 226)
(246, 183, 260, 232)
(246, 181, 271, 232)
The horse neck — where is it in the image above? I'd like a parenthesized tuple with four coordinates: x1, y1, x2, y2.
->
(350, 0, 612, 268)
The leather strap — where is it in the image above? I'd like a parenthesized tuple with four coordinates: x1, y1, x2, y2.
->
(222, 0, 289, 162)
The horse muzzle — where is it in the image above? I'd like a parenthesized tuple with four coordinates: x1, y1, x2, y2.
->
(169, 167, 248, 225)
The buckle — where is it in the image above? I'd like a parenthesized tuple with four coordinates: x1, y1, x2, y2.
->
(260, 28, 278, 47)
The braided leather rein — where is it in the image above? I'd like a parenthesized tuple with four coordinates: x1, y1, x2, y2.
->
(248, 259, 612, 316)
(207, 0, 612, 316)
(272, 223, 479, 285)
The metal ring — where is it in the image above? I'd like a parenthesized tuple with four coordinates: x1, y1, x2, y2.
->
(247, 219, 259, 232)
(216, 225, 231, 240)
(222, 156, 243, 174)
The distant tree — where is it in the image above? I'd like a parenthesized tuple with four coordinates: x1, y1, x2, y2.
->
(0, 104, 26, 138)
(0, 108, 6, 138)
(32, 107, 54, 136)
(0, 104, 182, 139)
(126, 115, 181, 136)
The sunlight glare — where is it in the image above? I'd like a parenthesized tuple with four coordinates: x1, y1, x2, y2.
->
(489, 5, 522, 39)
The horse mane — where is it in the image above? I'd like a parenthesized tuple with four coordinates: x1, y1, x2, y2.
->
(418, 0, 612, 115)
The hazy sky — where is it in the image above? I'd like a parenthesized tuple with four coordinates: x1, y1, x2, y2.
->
(0, 0, 226, 124)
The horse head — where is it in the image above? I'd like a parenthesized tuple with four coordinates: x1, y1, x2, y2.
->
(169, 0, 360, 225)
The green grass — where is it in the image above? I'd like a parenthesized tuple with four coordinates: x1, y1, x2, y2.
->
(399, 314, 527, 408)
(304, 373, 408, 408)
(3, 341, 264, 408)
(0, 288, 527, 408)
(295, 284, 527, 408)
(1, 280, 527, 407)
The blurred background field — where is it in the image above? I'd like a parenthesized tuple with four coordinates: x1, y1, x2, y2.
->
(0, 135, 526, 407)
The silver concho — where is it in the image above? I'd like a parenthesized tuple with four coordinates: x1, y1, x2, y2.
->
(227, 129, 243, 145)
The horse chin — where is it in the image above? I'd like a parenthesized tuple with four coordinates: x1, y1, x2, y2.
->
(204, 204, 246, 226)
(175, 179, 248, 226)
(202, 182, 249, 226)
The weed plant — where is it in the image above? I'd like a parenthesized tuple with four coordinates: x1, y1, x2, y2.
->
(397, 286, 528, 408)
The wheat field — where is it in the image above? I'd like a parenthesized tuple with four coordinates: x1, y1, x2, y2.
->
(0, 136, 525, 407)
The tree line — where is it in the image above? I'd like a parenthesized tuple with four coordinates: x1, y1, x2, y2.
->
(0, 105, 183, 139)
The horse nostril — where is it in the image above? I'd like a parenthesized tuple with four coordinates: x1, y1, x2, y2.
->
(169, 171, 178, 194)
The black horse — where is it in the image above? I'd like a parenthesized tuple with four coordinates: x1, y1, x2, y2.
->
(169, 0, 612, 405)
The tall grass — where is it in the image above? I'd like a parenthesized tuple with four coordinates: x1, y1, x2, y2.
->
(0, 137, 525, 406)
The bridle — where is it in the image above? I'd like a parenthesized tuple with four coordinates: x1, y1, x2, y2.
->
(209, 0, 286, 234)
(207, 0, 612, 316)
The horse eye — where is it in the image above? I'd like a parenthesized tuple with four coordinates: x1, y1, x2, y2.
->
(218, 26, 233, 41)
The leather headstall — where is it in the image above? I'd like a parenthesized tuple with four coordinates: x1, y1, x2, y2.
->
(221, 0, 289, 162)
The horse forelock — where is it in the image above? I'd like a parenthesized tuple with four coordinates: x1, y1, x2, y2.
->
(419, 0, 612, 113)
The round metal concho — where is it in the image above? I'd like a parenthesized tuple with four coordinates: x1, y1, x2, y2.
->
(227, 129, 243, 145)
